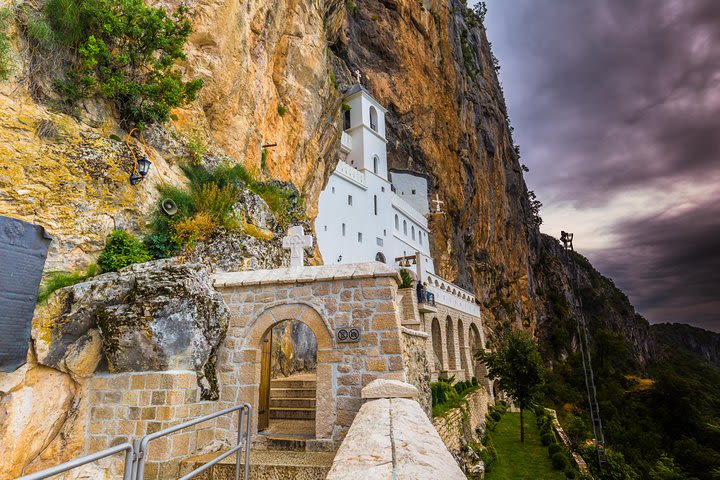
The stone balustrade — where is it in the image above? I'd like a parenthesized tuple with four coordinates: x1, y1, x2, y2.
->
(325, 379, 465, 480)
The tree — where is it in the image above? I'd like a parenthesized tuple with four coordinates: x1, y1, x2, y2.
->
(45, 0, 203, 129)
(477, 330, 544, 442)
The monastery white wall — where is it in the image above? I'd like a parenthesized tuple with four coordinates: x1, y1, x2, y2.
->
(390, 170, 430, 216)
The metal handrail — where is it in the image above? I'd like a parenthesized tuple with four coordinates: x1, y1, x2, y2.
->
(16, 442, 135, 480)
(134, 403, 252, 480)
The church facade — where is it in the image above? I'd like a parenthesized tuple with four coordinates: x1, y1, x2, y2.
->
(316, 84, 486, 381)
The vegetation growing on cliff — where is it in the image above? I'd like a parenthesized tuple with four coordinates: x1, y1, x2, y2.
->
(0, 8, 12, 80)
(535, 241, 720, 479)
(40, 0, 203, 128)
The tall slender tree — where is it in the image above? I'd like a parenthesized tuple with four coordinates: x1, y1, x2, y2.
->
(477, 330, 544, 442)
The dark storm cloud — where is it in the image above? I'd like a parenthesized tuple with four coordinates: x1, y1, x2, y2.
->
(590, 200, 720, 332)
(486, 0, 720, 206)
(484, 0, 720, 331)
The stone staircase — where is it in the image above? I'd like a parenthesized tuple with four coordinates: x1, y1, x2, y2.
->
(180, 450, 334, 480)
(269, 377, 316, 422)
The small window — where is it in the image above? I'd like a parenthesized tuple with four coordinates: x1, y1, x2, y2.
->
(375, 252, 386, 263)
(411, 226, 415, 240)
(376, 237, 383, 246)
(373, 156, 379, 174)
(324, 225, 328, 231)
(374, 195, 378, 215)
(343, 109, 351, 130)
(332, 186, 335, 194)
(411, 189, 416, 194)
(381, 186, 385, 192)
(348, 195, 353, 206)
(369, 106, 378, 131)
(383, 229, 387, 236)
(342, 223, 346, 236)
(395, 215, 399, 230)
(358, 232, 363, 242)
(403, 220, 407, 235)
(419, 231, 423, 245)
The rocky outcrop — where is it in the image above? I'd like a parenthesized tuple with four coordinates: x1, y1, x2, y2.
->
(652, 323, 720, 367)
(532, 233, 655, 367)
(0, 364, 79, 479)
(33, 259, 229, 398)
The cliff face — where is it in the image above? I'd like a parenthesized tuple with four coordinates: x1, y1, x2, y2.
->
(0, 0, 347, 271)
(332, 0, 535, 339)
(652, 323, 720, 367)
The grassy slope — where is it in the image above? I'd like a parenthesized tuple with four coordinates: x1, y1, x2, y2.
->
(486, 411, 565, 480)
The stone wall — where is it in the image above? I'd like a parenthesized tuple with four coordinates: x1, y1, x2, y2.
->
(433, 389, 491, 452)
(87, 371, 216, 480)
(213, 263, 407, 445)
(401, 327, 431, 416)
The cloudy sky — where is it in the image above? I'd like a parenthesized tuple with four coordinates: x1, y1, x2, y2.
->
(483, 0, 720, 332)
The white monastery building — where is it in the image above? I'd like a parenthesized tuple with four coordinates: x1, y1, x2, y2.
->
(316, 84, 481, 324)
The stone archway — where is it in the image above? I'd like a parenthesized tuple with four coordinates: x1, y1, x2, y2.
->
(431, 317, 443, 372)
(469, 322, 491, 394)
(457, 318, 468, 379)
(445, 316, 457, 371)
(234, 303, 335, 439)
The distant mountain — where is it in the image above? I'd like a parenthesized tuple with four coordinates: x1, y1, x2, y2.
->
(652, 322, 720, 367)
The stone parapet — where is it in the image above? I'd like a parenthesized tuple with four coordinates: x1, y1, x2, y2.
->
(213, 262, 401, 288)
(326, 380, 465, 480)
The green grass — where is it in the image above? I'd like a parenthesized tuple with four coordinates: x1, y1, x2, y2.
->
(485, 410, 566, 480)
(37, 264, 98, 303)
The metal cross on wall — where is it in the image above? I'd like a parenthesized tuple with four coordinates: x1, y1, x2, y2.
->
(431, 194, 445, 214)
(282, 225, 313, 267)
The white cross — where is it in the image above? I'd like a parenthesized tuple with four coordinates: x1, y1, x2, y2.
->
(431, 194, 445, 214)
(282, 225, 313, 267)
(354, 69, 362, 84)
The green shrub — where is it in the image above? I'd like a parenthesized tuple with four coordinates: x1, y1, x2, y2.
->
(541, 432, 556, 446)
(490, 410, 502, 421)
(97, 230, 151, 272)
(186, 133, 208, 166)
(277, 104, 287, 116)
(37, 264, 98, 303)
(45, 0, 203, 128)
(399, 268, 413, 288)
(551, 452, 569, 471)
(144, 232, 180, 259)
(548, 443, 563, 457)
(471, 377, 478, 386)
(0, 7, 12, 81)
(565, 414, 589, 448)
(191, 182, 240, 227)
(479, 442, 497, 472)
(564, 469, 577, 479)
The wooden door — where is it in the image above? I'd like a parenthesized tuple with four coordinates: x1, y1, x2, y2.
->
(258, 330, 272, 431)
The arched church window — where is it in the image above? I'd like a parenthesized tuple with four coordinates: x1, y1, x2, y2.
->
(411, 226, 415, 240)
(374, 195, 378, 215)
(403, 220, 407, 235)
(373, 156, 379, 174)
(343, 109, 351, 130)
(395, 215, 399, 230)
(369, 106, 378, 131)
(419, 231, 423, 245)
(375, 252, 386, 263)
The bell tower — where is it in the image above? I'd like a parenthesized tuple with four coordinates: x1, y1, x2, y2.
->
(342, 83, 388, 180)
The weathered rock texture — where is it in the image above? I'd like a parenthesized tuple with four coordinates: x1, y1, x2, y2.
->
(532, 234, 655, 366)
(34, 259, 229, 398)
(652, 322, 720, 367)
(270, 318, 318, 378)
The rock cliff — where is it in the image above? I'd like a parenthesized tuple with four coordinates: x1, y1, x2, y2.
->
(333, 0, 535, 337)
